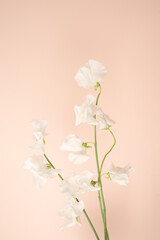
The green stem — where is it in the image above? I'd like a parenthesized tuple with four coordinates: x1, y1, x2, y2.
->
(98, 190, 104, 219)
(43, 153, 100, 240)
(95, 84, 109, 240)
(94, 126, 109, 240)
(96, 85, 102, 105)
(86, 141, 95, 145)
(44, 153, 64, 181)
(83, 209, 101, 240)
(100, 128, 116, 175)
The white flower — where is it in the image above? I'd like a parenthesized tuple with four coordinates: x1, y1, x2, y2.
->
(106, 161, 134, 186)
(60, 134, 84, 152)
(74, 96, 114, 130)
(31, 120, 48, 138)
(59, 197, 84, 230)
(75, 60, 107, 88)
(96, 108, 115, 130)
(67, 152, 89, 164)
(30, 120, 48, 153)
(23, 155, 60, 188)
(30, 135, 45, 153)
(60, 170, 100, 196)
(60, 134, 89, 164)
(74, 95, 98, 126)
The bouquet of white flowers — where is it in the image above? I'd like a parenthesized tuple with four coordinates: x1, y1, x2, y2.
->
(24, 60, 134, 240)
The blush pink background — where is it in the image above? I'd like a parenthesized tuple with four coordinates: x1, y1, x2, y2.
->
(0, 0, 160, 239)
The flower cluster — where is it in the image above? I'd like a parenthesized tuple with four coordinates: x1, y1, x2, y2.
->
(24, 120, 60, 188)
(24, 60, 134, 235)
(58, 60, 134, 229)
(73, 60, 134, 185)
(59, 170, 99, 229)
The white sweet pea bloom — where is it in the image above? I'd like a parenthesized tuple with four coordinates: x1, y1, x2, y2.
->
(96, 108, 115, 130)
(106, 161, 134, 186)
(60, 134, 85, 152)
(75, 60, 107, 88)
(74, 95, 98, 126)
(59, 197, 84, 230)
(74, 95, 114, 130)
(23, 155, 60, 188)
(30, 120, 48, 153)
(30, 135, 45, 153)
(31, 120, 48, 135)
(60, 170, 100, 197)
(60, 134, 89, 164)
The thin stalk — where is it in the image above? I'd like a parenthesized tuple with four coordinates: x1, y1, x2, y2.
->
(94, 126, 109, 240)
(83, 209, 101, 240)
(98, 190, 104, 219)
(100, 128, 116, 175)
(86, 141, 94, 145)
(96, 85, 102, 105)
(43, 153, 100, 240)
(44, 153, 63, 180)
(95, 85, 109, 240)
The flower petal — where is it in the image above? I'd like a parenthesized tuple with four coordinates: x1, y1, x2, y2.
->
(75, 60, 107, 88)
(106, 161, 134, 186)
(68, 152, 89, 164)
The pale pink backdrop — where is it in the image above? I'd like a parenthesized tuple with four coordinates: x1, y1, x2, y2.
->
(0, 0, 160, 239)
